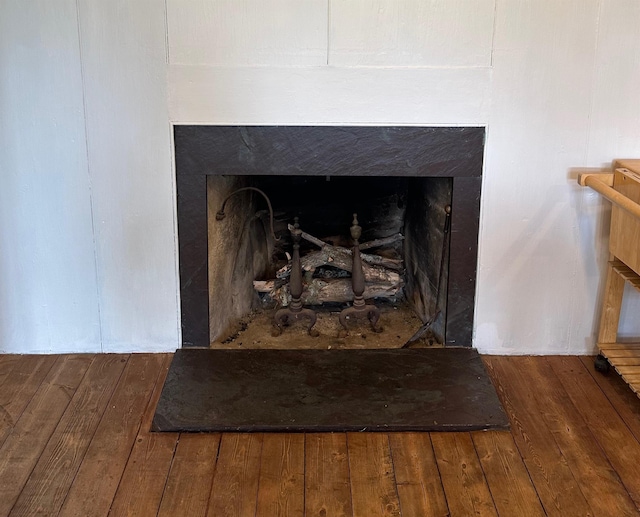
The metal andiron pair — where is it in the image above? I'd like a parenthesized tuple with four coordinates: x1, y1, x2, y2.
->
(273, 214, 383, 337)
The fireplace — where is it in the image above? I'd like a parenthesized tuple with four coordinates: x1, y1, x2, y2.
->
(174, 126, 483, 348)
(151, 125, 507, 432)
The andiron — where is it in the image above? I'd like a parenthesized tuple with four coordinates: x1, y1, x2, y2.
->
(339, 214, 383, 335)
(273, 217, 319, 337)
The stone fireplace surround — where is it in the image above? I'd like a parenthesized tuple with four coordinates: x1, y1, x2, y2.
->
(175, 126, 484, 348)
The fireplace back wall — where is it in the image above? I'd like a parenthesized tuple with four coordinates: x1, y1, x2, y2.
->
(175, 126, 484, 347)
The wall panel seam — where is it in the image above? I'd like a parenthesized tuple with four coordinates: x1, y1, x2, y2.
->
(74, 0, 104, 352)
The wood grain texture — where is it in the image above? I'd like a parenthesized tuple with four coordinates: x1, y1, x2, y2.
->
(9, 355, 127, 517)
(483, 356, 594, 516)
(0, 355, 91, 516)
(580, 356, 640, 443)
(552, 356, 640, 507)
(431, 432, 498, 517)
(59, 354, 168, 517)
(107, 431, 178, 517)
(598, 262, 627, 343)
(305, 433, 353, 517)
(472, 431, 546, 517)
(600, 343, 640, 354)
(167, 0, 327, 66)
(610, 169, 640, 274)
(516, 356, 637, 517)
(77, 0, 177, 352)
(157, 433, 221, 517)
(329, 0, 494, 67)
(2, 354, 640, 516)
(0, 355, 56, 446)
(347, 433, 401, 517)
(108, 356, 178, 517)
(207, 433, 263, 517)
(256, 434, 305, 517)
(388, 432, 448, 517)
(0, 355, 19, 387)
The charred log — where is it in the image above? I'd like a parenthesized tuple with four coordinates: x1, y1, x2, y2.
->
(254, 277, 403, 305)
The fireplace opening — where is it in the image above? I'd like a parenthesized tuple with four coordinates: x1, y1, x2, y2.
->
(207, 174, 452, 349)
(175, 125, 483, 348)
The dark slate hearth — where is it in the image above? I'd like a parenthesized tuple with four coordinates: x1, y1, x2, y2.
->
(152, 348, 508, 433)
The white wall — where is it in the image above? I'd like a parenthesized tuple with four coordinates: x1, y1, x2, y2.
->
(0, 0, 101, 352)
(1, 0, 639, 354)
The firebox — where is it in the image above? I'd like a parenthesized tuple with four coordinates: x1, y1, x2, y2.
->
(175, 126, 484, 348)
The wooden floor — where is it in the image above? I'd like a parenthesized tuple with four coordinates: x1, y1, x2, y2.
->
(1, 355, 640, 516)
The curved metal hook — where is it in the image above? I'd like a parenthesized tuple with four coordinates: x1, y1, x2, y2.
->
(215, 186, 280, 242)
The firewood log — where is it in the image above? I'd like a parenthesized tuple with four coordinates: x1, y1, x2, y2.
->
(287, 224, 404, 270)
(254, 277, 403, 305)
(276, 245, 402, 281)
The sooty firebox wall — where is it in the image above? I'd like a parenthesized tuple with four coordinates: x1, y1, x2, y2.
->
(207, 174, 452, 346)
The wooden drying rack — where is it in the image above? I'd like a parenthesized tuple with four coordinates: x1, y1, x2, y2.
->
(579, 159, 640, 396)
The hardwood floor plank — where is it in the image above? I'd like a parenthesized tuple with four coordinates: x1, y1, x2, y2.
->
(582, 356, 640, 442)
(483, 356, 594, 516)
(305, 433, 353, 517)
(157, 433, 221, 517)
(5, 352, 640, 517)
(0, 355, 92, 516)
(9, 354, 127, 517)
(107, 355, 178, 517)
(431, 432, 498, 517)
(550, 356, 640, 509)
(256, 433, 305, 517)
(0, 354, 57, 447)
(347, 433, 401, 517)
(388, 432, 448, 517)
(207, 433, 263, 517)
(107, 431, 178, 517)
(516, 356, 637, 516)
(58, 354, 168, 517)
(472, 431, 545, 517)
(0, 354, 20, 388)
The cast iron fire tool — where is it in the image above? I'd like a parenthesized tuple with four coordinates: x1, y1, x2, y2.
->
(273, 217, 319, 337)
(339, 214, 383, 335)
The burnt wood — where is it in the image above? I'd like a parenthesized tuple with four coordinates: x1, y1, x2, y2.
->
(174, 126, 484, 347)
(152, 348, 509, 433)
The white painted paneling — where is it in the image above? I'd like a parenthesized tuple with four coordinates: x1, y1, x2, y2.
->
(475, 0, 601, 355)
(167, 0, 328, 66)
(0, 1, 101, 353)
(78, 0, 178, 352)
(587, 1, 640, 164)
(3, 0, 640, 355)
(329, 0, 495, 67)
(168, 65, 491, 125)
(585, 0, 640, 337)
